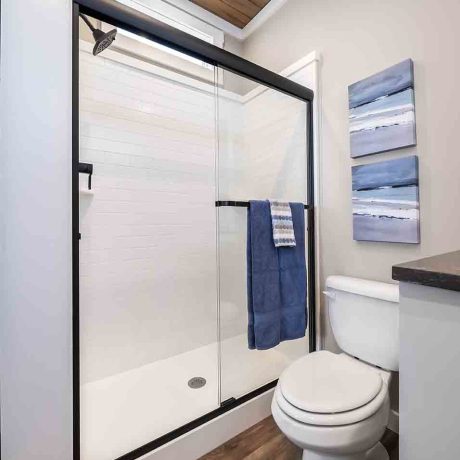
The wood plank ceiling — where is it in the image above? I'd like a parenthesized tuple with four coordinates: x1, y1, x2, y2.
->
(189, 0, 272, 29)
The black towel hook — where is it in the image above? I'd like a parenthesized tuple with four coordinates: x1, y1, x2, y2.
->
(78, 162, 93, 190)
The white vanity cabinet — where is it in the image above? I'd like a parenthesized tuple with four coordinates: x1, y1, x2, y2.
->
(393, 251, 460, 460)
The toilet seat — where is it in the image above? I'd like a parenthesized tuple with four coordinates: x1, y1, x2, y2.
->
(276, 351, 389, 426)
(275, 383, 388, 426)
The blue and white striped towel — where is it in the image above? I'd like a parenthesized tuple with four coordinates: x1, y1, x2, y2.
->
(269, 200, 296, 247)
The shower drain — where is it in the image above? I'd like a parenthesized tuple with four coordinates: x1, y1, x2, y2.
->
(188, 377, 207, 389)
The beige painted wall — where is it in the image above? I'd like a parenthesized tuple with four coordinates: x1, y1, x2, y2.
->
(242, 0, 460, 350)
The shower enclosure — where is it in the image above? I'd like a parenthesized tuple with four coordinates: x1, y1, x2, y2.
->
(73, 1, 315, 459)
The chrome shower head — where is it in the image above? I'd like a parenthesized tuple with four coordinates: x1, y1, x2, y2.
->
(80, 14, 117, 56)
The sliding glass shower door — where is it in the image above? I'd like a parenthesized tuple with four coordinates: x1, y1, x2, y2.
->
(216, 68, 310, 402)
(78, 12, 313, 460)
(79, 18, 220, 459)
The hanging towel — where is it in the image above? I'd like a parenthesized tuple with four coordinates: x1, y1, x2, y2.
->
(269, 200, 296, 247)
(247, 200, 307, 350)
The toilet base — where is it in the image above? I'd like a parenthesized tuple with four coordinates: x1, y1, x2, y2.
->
(301, 442, 389, 460)
(366, 442, 389, 460)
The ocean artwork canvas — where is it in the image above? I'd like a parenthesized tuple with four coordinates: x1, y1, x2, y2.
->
(348, 59, 416, 158)
(352, 156, 420, 243)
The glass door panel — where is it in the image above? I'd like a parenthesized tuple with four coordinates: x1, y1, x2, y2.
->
(216, 67, 309, 402)
(79, 18, 219, 459)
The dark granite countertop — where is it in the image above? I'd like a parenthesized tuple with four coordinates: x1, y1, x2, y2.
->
(392, 250, 460, 292)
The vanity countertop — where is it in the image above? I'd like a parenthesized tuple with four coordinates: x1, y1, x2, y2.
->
(392, 250, 460, 292)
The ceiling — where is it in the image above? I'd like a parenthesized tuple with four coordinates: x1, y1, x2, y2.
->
(189, 0, 272, 29)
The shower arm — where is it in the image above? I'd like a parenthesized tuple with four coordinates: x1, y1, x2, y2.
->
(80, 13, 97, 33)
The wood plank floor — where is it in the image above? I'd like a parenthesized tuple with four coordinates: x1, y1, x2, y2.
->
(199, 416, 399, 460)
(199, 416, 300, 460)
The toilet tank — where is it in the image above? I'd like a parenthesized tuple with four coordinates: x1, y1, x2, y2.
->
(325, 276, 399, 371)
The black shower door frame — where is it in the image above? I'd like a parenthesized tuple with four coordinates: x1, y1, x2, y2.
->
(72, 1, 316, 459)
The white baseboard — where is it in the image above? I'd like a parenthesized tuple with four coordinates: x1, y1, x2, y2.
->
(140, 388, 274, 460)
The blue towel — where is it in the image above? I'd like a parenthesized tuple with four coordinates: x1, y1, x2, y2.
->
(247, 200, 307, 350)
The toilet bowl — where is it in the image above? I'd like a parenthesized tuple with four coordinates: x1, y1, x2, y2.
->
(273, 351, 390, 460)
(271, 276, 399, 460)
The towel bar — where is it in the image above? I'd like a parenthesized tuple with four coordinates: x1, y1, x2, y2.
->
(216, 200, 310, 210)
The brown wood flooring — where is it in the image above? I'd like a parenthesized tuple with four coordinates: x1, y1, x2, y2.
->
(199, 416, 399, 460)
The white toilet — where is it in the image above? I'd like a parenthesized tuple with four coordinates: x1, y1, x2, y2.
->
(272, 276, 399, 460)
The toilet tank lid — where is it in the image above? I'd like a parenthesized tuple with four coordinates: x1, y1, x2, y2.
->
(326, 276, 399, 303)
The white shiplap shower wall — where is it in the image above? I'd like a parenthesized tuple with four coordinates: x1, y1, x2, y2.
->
(79, 45, 218, 383)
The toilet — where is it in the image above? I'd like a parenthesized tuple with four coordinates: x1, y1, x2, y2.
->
(272, 276, 399, 460)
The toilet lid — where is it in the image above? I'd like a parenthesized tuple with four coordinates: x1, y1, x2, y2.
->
(279, 351, 382, 414)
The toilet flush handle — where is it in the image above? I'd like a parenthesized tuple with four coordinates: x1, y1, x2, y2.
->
(323, 290, 336, 300)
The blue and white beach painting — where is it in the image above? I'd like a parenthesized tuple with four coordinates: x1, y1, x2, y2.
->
(348, 59, 416, 158)
(352, 156, 420, 243)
